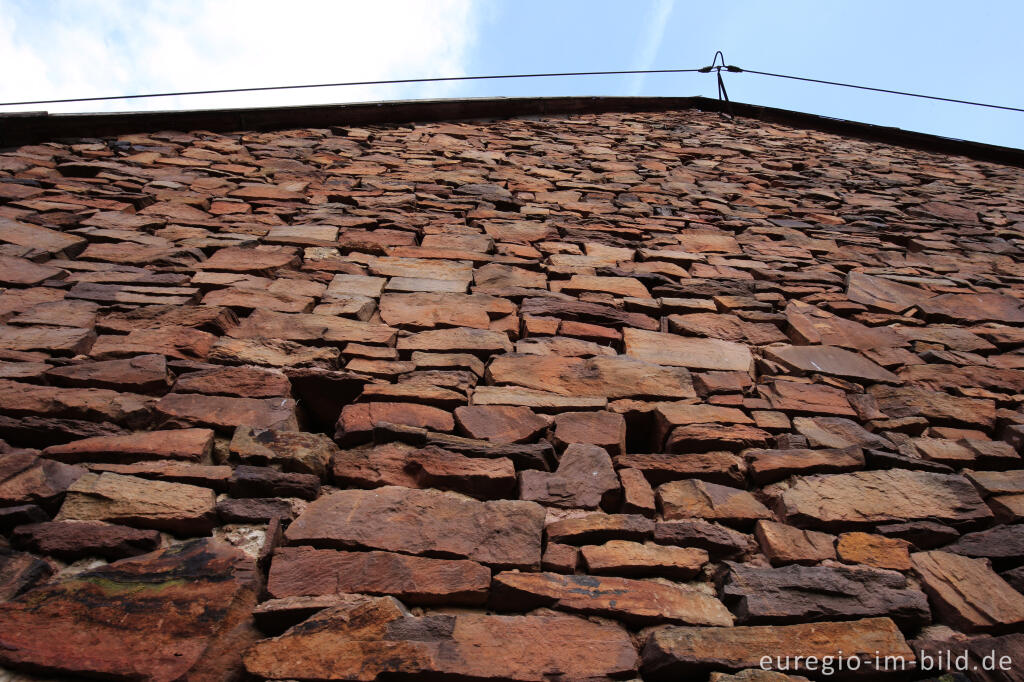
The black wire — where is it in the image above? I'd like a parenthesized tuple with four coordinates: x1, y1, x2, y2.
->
(3, 63, 1020, 115)
(739, 68, 1024, 113)
(0, 68, 704, 107)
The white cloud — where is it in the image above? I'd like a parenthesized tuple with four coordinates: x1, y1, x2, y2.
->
(0, 0, 480, 113)
(630, 0, 674, 95)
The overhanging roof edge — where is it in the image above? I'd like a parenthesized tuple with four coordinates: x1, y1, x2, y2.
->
(1, 95, 1022, 168)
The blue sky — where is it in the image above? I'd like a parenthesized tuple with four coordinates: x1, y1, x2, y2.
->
(1, 1, 1022, 149)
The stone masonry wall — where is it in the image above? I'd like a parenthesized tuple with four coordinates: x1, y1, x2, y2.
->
(0, 107, 1023, 680)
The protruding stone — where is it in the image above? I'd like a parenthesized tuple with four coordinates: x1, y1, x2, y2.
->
(837, 532, 912, 571)
(267, 546, 490, 605)
(0, 539, 260, 681)
(11, 520, 161, 561)
(155, 393, 298, 432)
(0, 453, 84, 508)
(911, 550, 1024, 632)
(546, 513, 655, 545)
(55, 472, 217, 535)
(552, 410, 626, 455)
(491, 571, 733, 626)
(581, 540, 708, 579)
(720, 561, 930, 627)
(655, 520, 756, 559)
(754, 520, 836, 566)
(624, 328, 753, 371)
(285, 486, 545, 569)
(243, 595, 639, 681)
(776, 469, 994, 532)
(743, 446, 864, 484)
(454, 404, 548, 444)
(43, 428, 214, 463)
(487, 354, 697, 399)
(229, 426, 337, 478)
(641, 617, 913, 679)
(0, 548, 54, 600)
(658, 479, 772, 528)
(519, 443, 619, 509)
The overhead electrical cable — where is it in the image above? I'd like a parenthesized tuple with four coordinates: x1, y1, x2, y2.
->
(0, 55, 1020, 114)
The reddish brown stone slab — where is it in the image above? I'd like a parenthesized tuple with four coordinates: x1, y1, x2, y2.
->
(754, 520, 836, 566)
(454, 404, 548, 444)
(89, 460, 231, 491)
(837, 532, 911, 571)
(173, 365, 292, 398)
(196, 245, 299, 272)
(405, 445, 517, 499)
(546, 512, 655, 545)
(658, 479, 772, 528)
(379, 292, 513, 329)
(491, 571, 732, 626)
(869, 384, 996, 429)
(759, 379, 856, 417)
(397, 326, 513, 354)
(846, 271, 934, 313)
(616, 451, 746, 487)
(228, 308, 396, 345)
(581, 540, 708, 578)
(0, 452, 84, 507)
(642, 617, 913, 678)
(330, 441, 421, 488)
(919, 292, 1024, 324)
(0, 379, 154, 427)
(154, 392, 298, 432)
(46, 354, 173, 394)
(519, 443, 619, 509)
(285, 486, 545, 569)
(488, 354, 697, 399)
(552, 410, 626, 454)
(12, 520, 161, 561)
(0, 324, 95, 355)
(0, 539, 260, 681)
(912, 550, 1024, 632)
(56, 472, 217, 535)
(777, 469, 994, 532)
(267, 546, 490, 605)
(336, 402, 454, 444)
(228, 426, 336, 479)
(519, 296, 659, 330)
(665, 423, 771, 453)
(620, 466, 657, 515)
(0, 255, 65, 286)
(243, 595, 639, 681)
(624, 328, 753, 371)
(0, 216, 86, 255)
(90, 327, 216, 361)
(784, 300, 906, 350)
(43, 428, 213, 463)
(0, 548, 53, 600)
(743, 446, 865, 484)
(765, 345, 899, 383)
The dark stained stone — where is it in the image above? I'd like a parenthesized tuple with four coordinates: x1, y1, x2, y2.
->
(11, 520, 161, 561)
(0, 539, 261, 680)
(720, 561, 930, 627)
(243, 595, 639, 681)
